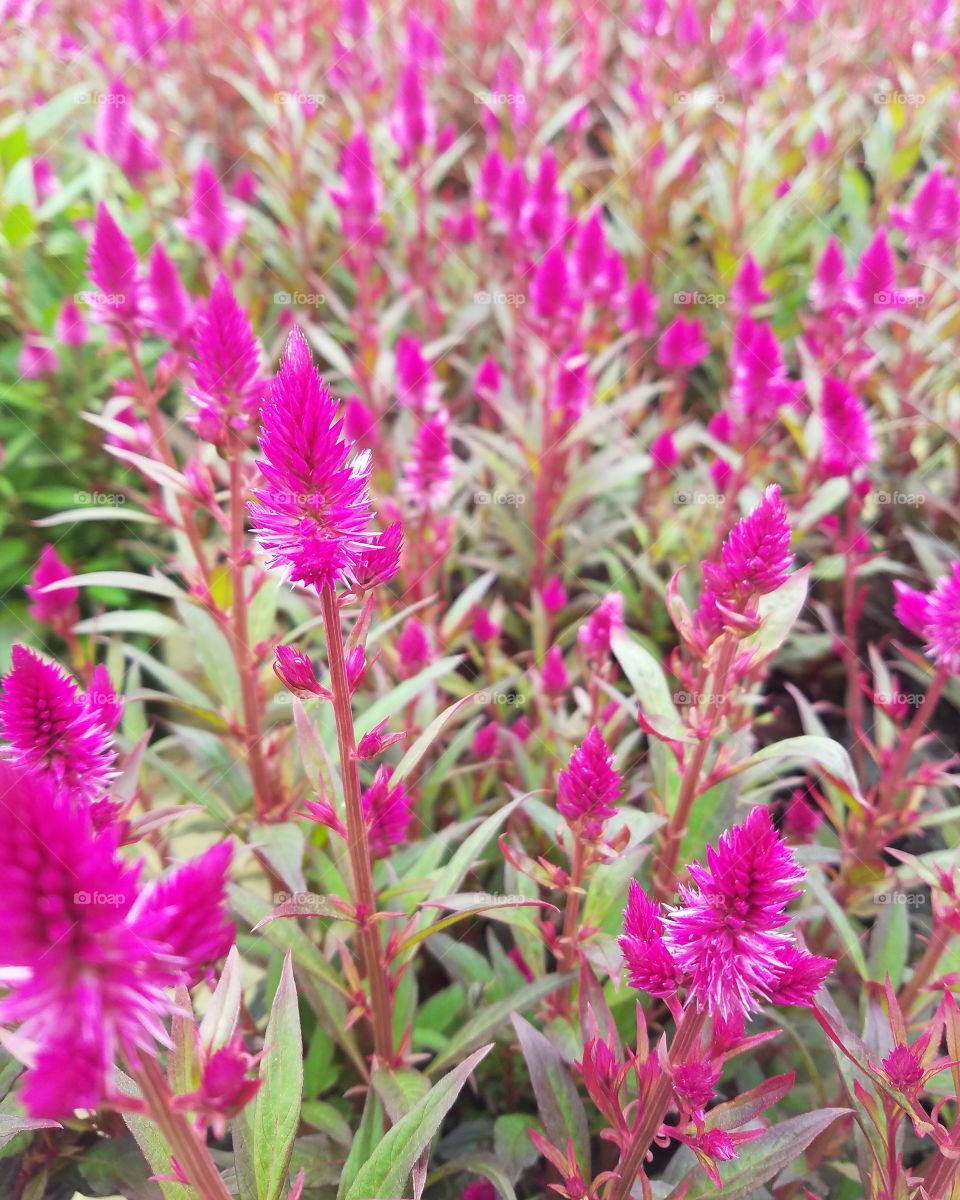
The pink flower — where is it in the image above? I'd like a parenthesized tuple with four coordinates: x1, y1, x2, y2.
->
(809, 236, 849, 312)
(395, 335, 439, 413)
(398, 619, 431, 671)
(730, 17, 785, 91)
(553, 347, 591, 428)
(252, 329, 374, 592)
(656, 317, 709, 373)
(274, 645, 328, 698)
(730, 256, 770, 310)
(88, 204, 141, 326)
(673, 1059, 721, 1116)
(557, 727, 622, 839)
(573, 209, 607, 290)
(783, 793, 823, 841)
(144, 244, 193, 344)
(55, 299, 89, 347)
(848, 228, 922, 316)
(471, 607, 500, 643)
(0, 646, 117, 803)
(472, 722, 499, 759)
(895, 563, 960, 673)
(541, 645, 569, 696)
(541, 576, 567, 614)
(619, 882, 685, 997)
(818, 376, 876, 478)
(701, 485, 793, 610)
(182, 159, 245, 258)
(664, 807, 832, 1018)
(331, 133, 383, 246)
(730, 317, 801, 425)
(0, 761, 233, 1117)
(890, 166, 960, 254)
(353, 522, 403, 591)
(362, 767, 412, 856)
(392, 64, 434, 158)
(188, 274, 262, 443)
(26, 546, 78, 625)
(524, 150, 566, 244)
(650, 431, 678, 470)
(18, 331, 58, 378)
(91, 78, 159, 182)
(402, 409, 454, 512)
(622, 280, 658, 336)
(531, 246, 572, 321)
(578, 593, 625, 660)
(474, 355, 501, 400)
(174, 1035, 260, 1135)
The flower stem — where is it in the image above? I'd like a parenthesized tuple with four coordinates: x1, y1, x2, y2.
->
(877, 663, 949, 812)
(134, 1057, 232, 1200)
(320, 584, 395, 1066)
(899, 922, 950, 1013)
(605, 1006, 708, 1200)
(228, 450, 275, 819)
(654, 633, 738, 900)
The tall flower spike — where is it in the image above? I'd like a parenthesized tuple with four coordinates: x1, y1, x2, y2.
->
(818, 376, 876, 478)
(252, 328, 374, 591)
(182, 158, 245, 258)
(402, 408, 454, 512)
(0, 646, 117, 803)
(701, 484, 793, 609)
(144, 244, 193, 344)
(189, 274, 262, 443)
(362, 767, 412, 857)
(556, 727, 622, 839)
(908, 563, 960, 674)
(88, 203, 141, 326)
(26, 545, 78, 625)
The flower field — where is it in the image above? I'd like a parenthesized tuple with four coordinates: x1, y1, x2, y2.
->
(1, 1, 960, 1198)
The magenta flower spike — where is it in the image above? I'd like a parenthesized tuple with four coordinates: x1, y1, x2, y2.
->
(402, 408, 454, 512)
(701, 484, 794, 612)
(0, 761, 233, 1117)
(818, 376, 876, 478)
(895, 564, 960, 674)
(656, 317, 709, 373)
(26, 546, 78, 625)
(189, 274, 262, 442)
(55, 298, 89, 347)
(556, 726, 623, 840)
(251, 327, 374, 592)
(183, 158, 245, 258)
(144, 244, 194, 344)
(0, 646, 117, 803)
(88, 204, 141, 327)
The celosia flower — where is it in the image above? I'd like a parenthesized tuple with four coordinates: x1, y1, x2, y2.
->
(553, 347, 591, 427)
(556, 727, 622, 839)
(890, 165, 960, 254)
(353, 522, 403, 591)
(541, 576, 567, 614)
(730, 256, 770, 310)
(331, 133, 384, 246)
(531, 246, 572, 321)
(578, 592, 625, 660)
(471, 607, 500, 643)
(188, 274, 262, 443)
(701, 485, 793, 610)
(88, 203, 141, 326)
(894, 564, 960, 674)
(18, 332, 58, 378)
(729, 317, 801, 425)
(55, 299, 89, 347)
(650, 431, 678, 470)
(182, 159, 244, 258)
(26, 546, 78, 625)
(848, 228, 922, 316)
(622, 280, 657, 336)
(472, 722, 499, 759)
(619, 882, 685, 997)
(474, 355, 501, 400)
(392, 64, 434, 159)
(882, 1044, 924, 1097)
(656, 317, 709, 373)
(0, 646, 117, 803)
(144, 244, 193, 343)
(673, 1059, 721, 1117)
(524, 150, 566, 244)
(730, 17, 785, 90)
(782, 792, 823, 841)
(252, 328, 374, 592)
(274, 645, 329, 698)
(397, 619, 431, 672)
(663, 808, 833, 1018)
(402, 409, 454, 512)
(818, 376, 875, 478)
(809, 236, 848, 312)
(362, 767, 412, 856)
(174, 1036, 261, 1136)
(91, 78, 159, 182)
(0, 761, 233, 1117)
(395, 335, 439, 413)
(541, 645, 569, 696)
(356, 720, 404, 759)
(574, 209, 607, 290)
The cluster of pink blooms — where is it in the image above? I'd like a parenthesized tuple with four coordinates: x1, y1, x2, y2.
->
(620, 808, 833, 1020)
(894, 567, 960, 675)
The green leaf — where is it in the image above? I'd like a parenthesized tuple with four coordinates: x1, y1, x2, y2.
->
(0, 1113, 59, 1152)
(345, 1045, 493, 1200)
(494, 1113, 542, 1181)
(682, 1108, 850, 1198)
(337, 1089, 384, 1200)
(372, 1068, 432, 1122)
(511, 1015, 590, 1178)
(868, 893, 909, 988)
(199, 946, 242, 1052)
(353, 655, 464, 737)
(736, 734, 866, 806)
(611, 630, 686, 741)
(391, 694, 481, 789)
(429, 975, 572, 1075)
(253, 950, 303, 1200)
(42, 570, 190, 601)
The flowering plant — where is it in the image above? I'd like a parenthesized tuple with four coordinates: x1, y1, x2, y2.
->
(1, 2, 959, 1199)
